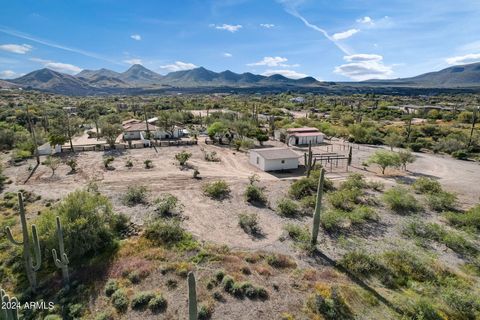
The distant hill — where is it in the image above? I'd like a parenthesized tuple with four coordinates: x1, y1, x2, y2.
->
(366, 62, 480, 87)
(4, 62, 480, 95)
(0, 79, 19, 89)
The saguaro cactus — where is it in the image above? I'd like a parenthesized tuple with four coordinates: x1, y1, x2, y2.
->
(5, 193, 41, 292)
(347, 146, 353, 166)
(311, 168, 325, 246)
(304, 142, 317, 177)
(188, 272, 197, 320)
(52, 216, 70, 285)
(1, 288, 19, 320)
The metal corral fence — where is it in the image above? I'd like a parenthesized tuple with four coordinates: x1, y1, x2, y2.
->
(60, 140, 198, 153)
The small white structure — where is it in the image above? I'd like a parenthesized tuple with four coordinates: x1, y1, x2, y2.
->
(249, 148, 300, 171)
(37, 143, 61, 155)
(287, 127, 324, 146)
(123, 119, 184, 141)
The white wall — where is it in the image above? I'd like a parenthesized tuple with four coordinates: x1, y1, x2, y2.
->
(288, 134, 324, 146)
(249, 151, 299, 171)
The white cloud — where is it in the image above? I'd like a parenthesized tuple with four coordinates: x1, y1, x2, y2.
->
(332, 29, 359, 41)
(0, 70, 18, 79)
(357, 16, 374, 25)
(223, 52, 233, 57)
(247, 56, 298, 67)
(262, 69, 308, 79)
(124, 58, 143, 65)
(30, 58, 82, 74)
(212, 24, 243, 32)
(446, 53, 480, 65)
(130, 34, 142, 41)
(159, 61, 198, 72)
(344, 54, 383, 62)
(260, 23, 275, 28)
(0, 44, 32, 54)
(334, 54, 393, 81)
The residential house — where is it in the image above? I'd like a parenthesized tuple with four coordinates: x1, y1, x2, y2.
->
(286, 127, 324, 146)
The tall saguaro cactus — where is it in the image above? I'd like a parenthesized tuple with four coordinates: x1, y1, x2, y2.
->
(5, 193, 41, 292)
(304, 142, 317, 178)
(311, 168, 325, 246)
(1, 288, 19, 320)
(347, 146, 353, 166)
(188, 272, 198, 320)
(52, 216, 70, 285)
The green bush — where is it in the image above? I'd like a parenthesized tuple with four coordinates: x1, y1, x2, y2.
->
(340, 173, 367, 190)
(266, 253, 295, 268)
(154, 193, 183, 217)
(123, 185, 149, 206)
(131, 291, 156, 310)
(144, 219, 191, 247)
(244, 184, 267, 205)
(412, 177, 442, 194)
(444, 205, 480, 232)
(203, 180, 231, 200)
(320, 209, 349, 231)
(175, 151, 192, 166)
(148, 294, 168, 313)
(37, 190, 119, 262)
(144, 159, 153, 169)
(104, 279, 119, 297)
(284, 223, 310, 244)
(426, 191, 457, 212)
(327, 188, 362, 211)
(94, 310, 114, 320)
(277, 198, 300, 217)
(349, 206, 378, 224)
(198, 304, 214, 320)
(288, 171, 333, 200)
(111, 289, 129, 312)
(339, 250, 383, 277)
(382, 187, 421, 214)
(103, 156, 114, 169)
(238, 212, 261, 235)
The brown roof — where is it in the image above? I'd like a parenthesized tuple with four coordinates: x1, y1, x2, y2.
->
(286, 127, 320, 133)
(251, 148, 300, 160)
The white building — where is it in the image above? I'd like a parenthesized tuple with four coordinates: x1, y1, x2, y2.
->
(37, 143, 61, 155)
(286, 127, 324, 146)
(249, 148, 300, 171)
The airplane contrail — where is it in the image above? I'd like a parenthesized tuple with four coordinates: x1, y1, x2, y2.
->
(278, 0, 353, 55)
(0, 26, 121, 65)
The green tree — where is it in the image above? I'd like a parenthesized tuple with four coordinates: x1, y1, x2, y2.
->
(398, 150, 416, 171)
(384, 132, 404, 151)
(101, 124, 122, 147)
(44, 155, 61, 176)
(367, 150, 401, 174)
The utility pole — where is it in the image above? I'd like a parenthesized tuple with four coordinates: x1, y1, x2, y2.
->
(468, 106, 479, 148)
(143, 104, 150, 138)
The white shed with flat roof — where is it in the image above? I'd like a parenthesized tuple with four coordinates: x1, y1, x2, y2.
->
(249, 148, 300, 171)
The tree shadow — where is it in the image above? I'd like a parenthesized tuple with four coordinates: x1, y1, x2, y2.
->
(311, 249, 404, 316)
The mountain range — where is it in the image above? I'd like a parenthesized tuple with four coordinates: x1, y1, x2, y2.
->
(2, 62, 480, 95)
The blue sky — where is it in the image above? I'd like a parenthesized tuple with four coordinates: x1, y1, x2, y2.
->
(1, 0, 480, 81)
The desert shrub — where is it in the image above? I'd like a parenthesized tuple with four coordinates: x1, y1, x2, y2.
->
(175, 151, 192, 166)
(44, 155, 61, 175)
(111, 289, 129, 312)
(405, 298, 443, 320)
(125, 159, 133, 168)
(442, 287, 480, 319)
(44, 315, 62, 320)
(238, 212, 261, 235)
(426, 191, 457, 212)
(340, 173, 367, 190)
(144, 219, 195, 249)
(65, 159, 77, 172)
(193, 169, 200, 179)
(123, 185, 149, 206)
(266, 253, 296, 268)
(104, 279, 119, 297)
(327, 188, 362, 211)
(103, 156, 114, 169)
(289, 171, 333, 200)
(277, 198, 300, 217)
(94, 310, 114, 320)
(381, 250, 436, 287)
(203, 180, 231, 200)
(154, 193, 183, 217)
(37, 190, 119, 262)
(198, 304, 214, 320)
(144, 159, 153, 169)
(444, 205, 480, 232)
(320, 209, 349, 231)
(367, 180, 384, 191)
(202, 149, 220, 162)
(382, 187, 421, 214)
(131, 291, 156, 310)
(309, 286, 353, 320)
(148, 294, 167, 313)
(339, 250, 384, 277)
(412, 177, 442, 194)
(244, 184, 267, 205)
(284, 223, 310, 243)
(349, 206, 378, 224)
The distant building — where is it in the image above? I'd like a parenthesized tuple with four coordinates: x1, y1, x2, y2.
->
(249, 148, 300, 171)
(286, 127, 324, 146)
(290, 97, 306, 103)
(122, 119, 183, 142)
